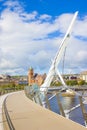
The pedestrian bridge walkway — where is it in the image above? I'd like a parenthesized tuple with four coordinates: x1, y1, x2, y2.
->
(3, 91, 86, 130)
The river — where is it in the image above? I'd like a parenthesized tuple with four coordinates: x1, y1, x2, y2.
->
(47, 91, 87, 126)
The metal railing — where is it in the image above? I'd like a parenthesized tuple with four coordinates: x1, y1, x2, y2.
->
(79, 96, 87, 127)
(24, 86, 65, 116)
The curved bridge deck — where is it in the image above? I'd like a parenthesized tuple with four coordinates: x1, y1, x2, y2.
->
(3, 91, 86, 130)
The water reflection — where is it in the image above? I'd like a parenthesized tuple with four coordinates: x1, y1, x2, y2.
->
(61, 95, 78, 110)
(48, 91, 87, 126)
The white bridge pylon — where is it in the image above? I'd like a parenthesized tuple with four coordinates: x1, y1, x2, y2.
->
(40, 11, 78, 92)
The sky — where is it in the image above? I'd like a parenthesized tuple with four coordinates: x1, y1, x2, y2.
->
(0, 0, 87, 75)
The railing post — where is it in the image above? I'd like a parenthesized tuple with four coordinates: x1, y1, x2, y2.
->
(79, 96, 87, 127)
(45, 93, 51, 110)
(56, 92, 65, 117)
(37, 94, 43, 106)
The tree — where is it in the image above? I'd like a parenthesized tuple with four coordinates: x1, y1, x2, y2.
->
(78, 80, 85, 86)
(66, 80, 78, 86)
(51, 81, 62, 87)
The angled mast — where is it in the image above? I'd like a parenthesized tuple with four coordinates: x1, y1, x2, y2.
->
(40, 11, 78, 92)
(54, 11, 78, 68)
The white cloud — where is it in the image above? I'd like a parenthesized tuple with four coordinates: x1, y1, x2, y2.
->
(39, 14, 52, 20)
(3, 0, 23, 13)
(54, 13, 74, 33)
(0, 59, 17, 69)
(0, 1, 87, 75)
(74, 19, 87, 37)
(76, 50, 87, 62)
(21, 11, 38, 20)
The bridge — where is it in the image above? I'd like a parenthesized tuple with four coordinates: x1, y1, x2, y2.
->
(0, 11, 86, 130)
(1, 91, 86, 130)
(48, 86, 87, 92)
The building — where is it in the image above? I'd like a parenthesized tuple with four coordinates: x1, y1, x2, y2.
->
(80, 71, 87, 82)
(28, 67, 46, 86)
(28, 67, 35, 86)
(63, 74, 78, 80)
(0, 74, 12, 85)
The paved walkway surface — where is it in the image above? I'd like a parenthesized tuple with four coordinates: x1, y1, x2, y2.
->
(3, 91, 86, 130)
(0, 92, 20, 130)
(0, 94, 8, 130)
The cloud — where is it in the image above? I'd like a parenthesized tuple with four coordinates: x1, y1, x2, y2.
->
(76, 50, 87, 62)
(39, 14, 52, 20)
(54, 13, 74, 33)
(0, 1, 87, 75)
(3, 0, 24, 13)
(74, 18, 87, 37)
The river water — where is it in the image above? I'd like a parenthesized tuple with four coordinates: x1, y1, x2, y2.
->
(25, 85, 87, 126)
(48, 91, 87, 126)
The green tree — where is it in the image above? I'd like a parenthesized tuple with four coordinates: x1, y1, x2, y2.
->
(51, 81, 62, 87)
(66, 80, 78, 86)
(78, 80, 85, 86)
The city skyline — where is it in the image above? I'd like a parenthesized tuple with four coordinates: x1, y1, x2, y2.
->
(0, 0, 87, 75)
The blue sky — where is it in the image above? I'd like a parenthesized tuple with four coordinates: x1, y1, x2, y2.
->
(0, 0, 87, 75)
(0, 0, 87, 16)
(23, 0, 87, 16)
